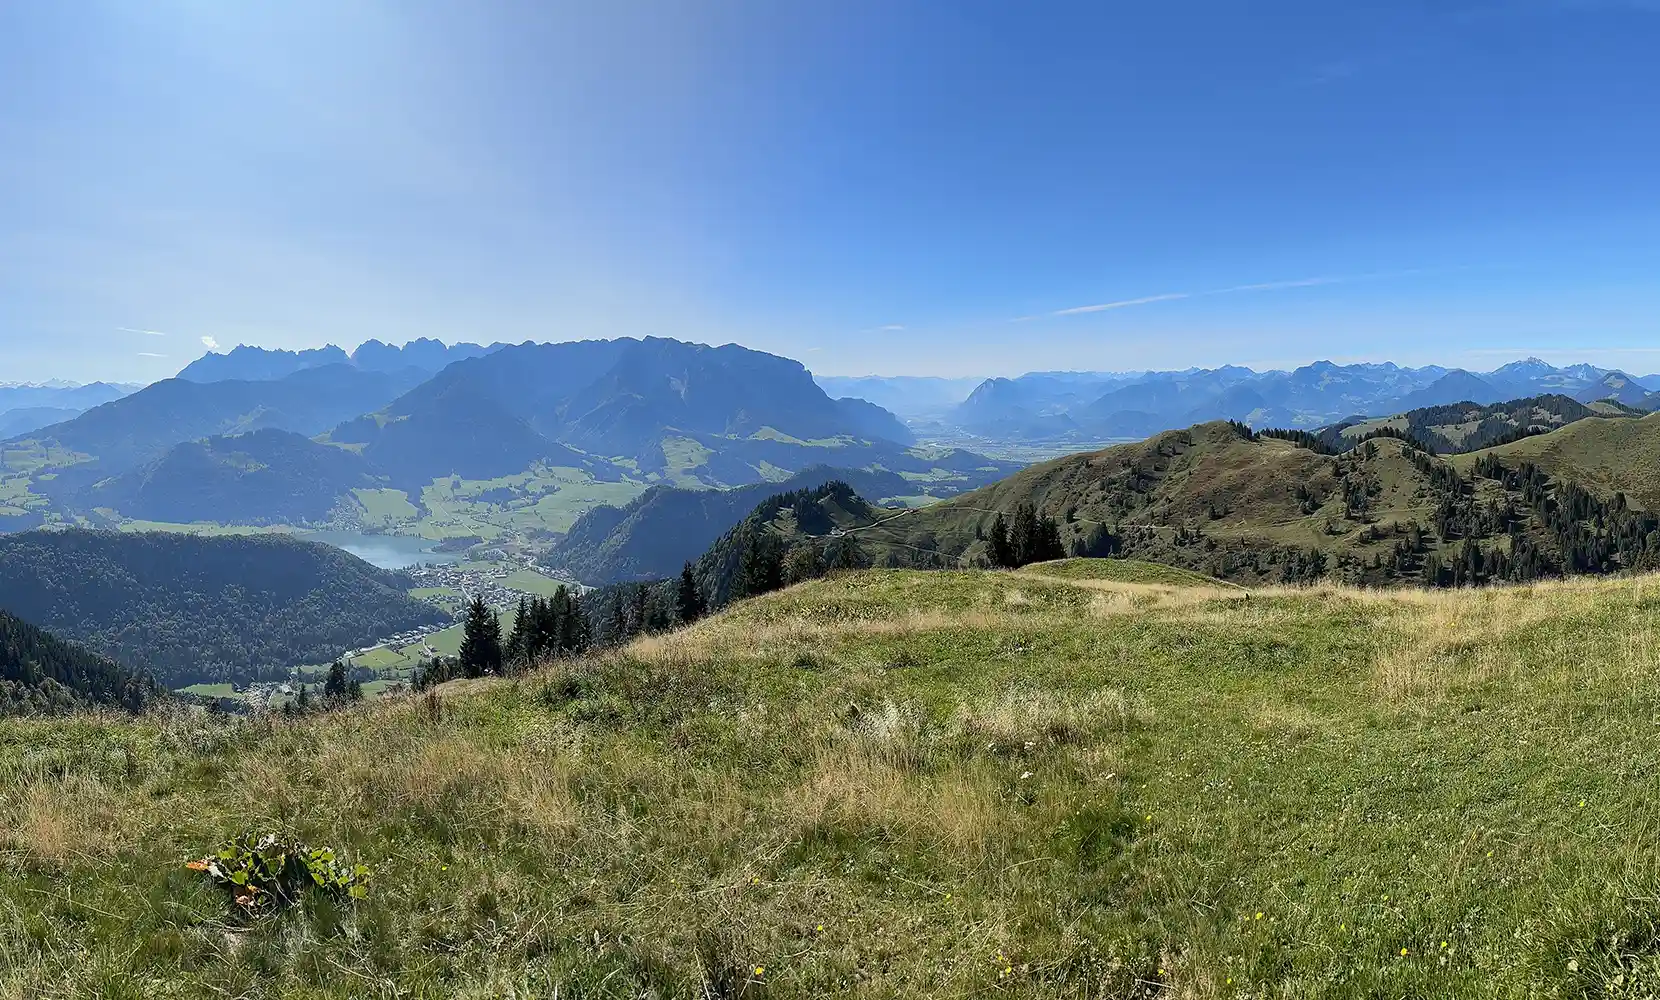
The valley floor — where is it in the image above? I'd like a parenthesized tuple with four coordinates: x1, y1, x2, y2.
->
(6, 560, 1660, 997)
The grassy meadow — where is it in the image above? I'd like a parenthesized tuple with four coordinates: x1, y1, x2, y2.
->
(6, 559, 1660, 997)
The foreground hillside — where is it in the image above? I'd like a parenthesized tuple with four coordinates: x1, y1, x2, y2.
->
(7, 562, 1660, 996)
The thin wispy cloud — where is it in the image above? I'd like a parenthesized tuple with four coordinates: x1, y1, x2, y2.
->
(879, 324, 906, 331)
(1041, 269, 1422, 320)
(1207, 276, 1346, 295)
(200, 335, 219, 350)
(137, 352, 167, 358)
(118, 327, 168, 337)
(1052, 293, 1190, 316)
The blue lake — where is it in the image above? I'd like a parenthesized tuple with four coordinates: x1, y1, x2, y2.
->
(298, 530, 463, 571)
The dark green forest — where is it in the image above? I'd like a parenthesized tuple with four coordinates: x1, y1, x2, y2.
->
(0, 609, 161, 716)
(0, 530, 445, 688)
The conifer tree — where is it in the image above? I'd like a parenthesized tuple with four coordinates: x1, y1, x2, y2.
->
(736, 529, 785, 599)
(458, 596, 503, 678)
(676, 563, 704, 624)
(988, 513, 1015, 568)
(506, 596, 531, 666)
(324, 661, 348, 703)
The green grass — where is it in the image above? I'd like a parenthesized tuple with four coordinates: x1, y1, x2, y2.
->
(1019, 556, 1235, 587)
(351, 488, 419, 528)
(113, 520, 298, 537)
(175, 683, 241, 699)
(415, 466, 650, 539)
(1455, 412, 1660, 508)
(659, 436, 715, 486)
(10, 564, 1660, 995)
(501, 568, 576, 597)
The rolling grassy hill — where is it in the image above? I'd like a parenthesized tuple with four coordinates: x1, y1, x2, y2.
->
(1321, 393, 1614, 455)
(7, 564, 1660, 995)
(830, 417, 1660, 588)
(1452, 411, 1660, 509)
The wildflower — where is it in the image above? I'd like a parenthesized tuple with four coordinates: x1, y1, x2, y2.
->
(1400, 948, 1409, 956)
(1019, 771, 1033, 780)
(1254, 912, 1263, 920)
(1441, 941, 1448, 949)
(816, 924, 824, 933)
(1578, 799, 1586, 808)
(754, 966, 765, 976)
(185, 860, 210, 872)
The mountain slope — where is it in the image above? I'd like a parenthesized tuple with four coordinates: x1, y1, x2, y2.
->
(0, 609, 162, 716)
(327, 379, 601, 487)
(0, 406, 82, 438)
(869, 418, 1660, 586)
(0, 530, 446, 687)
(1392, 369, 1503, 410)
(938, 357, 1643, 447)
(6, 365, 427, 477)
(337, 337, 923, 488)
(1454, 412, 1660, 508)
(83, 429, 381, 524)
(1322, 394, 1605, 455)
(1574, 371, 1658, 408)
(548, 466, 915, 585)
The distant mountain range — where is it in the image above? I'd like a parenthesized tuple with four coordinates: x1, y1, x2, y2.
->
(828, 359, 1660, 446)
(0, 381, 138, 439)
(174, 337, 507, 382)
(325, 337, 931, 488)
(2, 337, 1002, 530)
(8, 365, 428, 486)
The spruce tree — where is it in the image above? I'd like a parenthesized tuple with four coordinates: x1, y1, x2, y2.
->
(736, 529, 785, 599)
(458, 596, 503, 678)
(676, 563, 705, 624)
(324, 661, 348, 702)
(506, 596, 530, 666)
(988, 513, 1015, 568)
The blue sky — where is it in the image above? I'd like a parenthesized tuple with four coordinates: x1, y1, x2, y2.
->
(1, 0, 1657, 383)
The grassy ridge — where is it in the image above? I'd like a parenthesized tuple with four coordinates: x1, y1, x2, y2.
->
(6, 562, 1660, 995)
(1454, 411, 1660, 508)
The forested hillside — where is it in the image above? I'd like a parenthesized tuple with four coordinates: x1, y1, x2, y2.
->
(0, 609, 161, 716)
(84, 429, 380, 524)
(548, 466, 916, 585)
(0, 530, 445, 687)
(849, 419, 1660, 588)
(1321, 394, 1628, 455)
